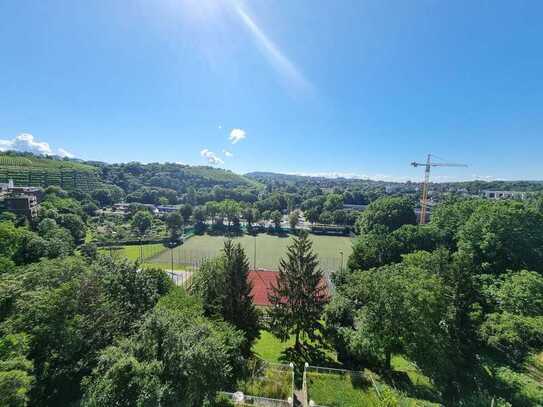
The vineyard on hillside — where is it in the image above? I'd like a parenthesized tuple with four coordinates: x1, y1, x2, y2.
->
(0, 153, 100, 191)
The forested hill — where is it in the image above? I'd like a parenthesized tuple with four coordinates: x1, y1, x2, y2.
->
(245, 171, 388, 187)
(0, 152, 260, 193)
(96, 161, 261, 192)
(246, 171, 543, 192)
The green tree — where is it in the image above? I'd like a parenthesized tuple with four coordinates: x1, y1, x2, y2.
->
(1, 257, 171, 406)
(43, 227, 75, 259)
(348, 224, 443, 272)
(348, 228, 400, 271)
(193, 241, 259, 356)
(329, 249, 481, 401)
(0, 221, 23, 261)
(14, 233, 48, 264)
(268, 231, 328, 352)
(131, 210, 153, 237)
(91, 189, 113, 207)
(82, 201, 99, 217)
(180, 204, 193, 221)
(192, 206, 207, 234)
(243, 207, 255, 233)
(192, 206, 206, 223)
(457, 201, 543, 274)
(324, 193, 344, 211)
(288, 210, 300, 232)
(346, 264, 410, 370)
(401, 250, 481, 400)
(304, 208, 320, 224)
(165, 212, 184, 240)
(271, 210, 282, 232)
(58, 213, 86, 244)
(205, 201, 220, 224)
(318, 210, 333, 224)
(220, 200, 242, 230)
(430, 198, 483, 249)
(356, 196, 416, 234)
(480, 270, 543, 361)
(82, 290, 242, 407)
(80, 243, 98, 260)
(0, 334, 34, 407)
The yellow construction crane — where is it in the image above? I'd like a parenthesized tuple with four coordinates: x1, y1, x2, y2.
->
(411, 154, 467, 224)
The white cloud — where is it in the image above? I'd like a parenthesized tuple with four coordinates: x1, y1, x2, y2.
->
(285, 171, 509, 183)
(57, 148, 74, 158)
(472, 174, 500, 181)
(287, 171, 369, 180)
(200, 149, 224, 165)
(223, 149, 234, 157)
(287, 172, 416, 182)
(229, 128, 246, 144)
(0, 133, 53, 155)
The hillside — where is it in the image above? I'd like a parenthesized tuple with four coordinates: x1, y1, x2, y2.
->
(183, 165, 261, 187)
(0, 152, 99, 191)
(0, 152, 261, 194)
(247, 171, 543, 193)
(98, 162, 262, 194)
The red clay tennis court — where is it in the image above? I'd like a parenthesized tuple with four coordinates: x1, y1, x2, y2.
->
(248, 270, 278, 306)
(248, 270, 330, 307)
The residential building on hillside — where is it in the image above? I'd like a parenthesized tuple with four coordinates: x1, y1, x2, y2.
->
(4, 194, 40, 219)
(481, 190, 527, 200)
(0, 181, 42, 219)
(342, 204, 368, 211)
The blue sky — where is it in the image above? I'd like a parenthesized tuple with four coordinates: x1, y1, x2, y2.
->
(1, 0, 542, 181)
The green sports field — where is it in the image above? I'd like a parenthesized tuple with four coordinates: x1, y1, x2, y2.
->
(147, 234, 353, 271)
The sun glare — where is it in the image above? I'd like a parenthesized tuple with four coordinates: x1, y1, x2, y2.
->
(176, 0, 230, 22)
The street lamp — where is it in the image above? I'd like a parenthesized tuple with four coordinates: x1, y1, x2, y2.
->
(339, 251, 344, 271)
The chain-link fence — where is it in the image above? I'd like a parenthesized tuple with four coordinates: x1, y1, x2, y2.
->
(219, 392, 293, 406)
(221, 359, 294, 406)
(147, 247, 343, 273)
(101, 243, 167, 263)
(239, 359, 294, 400)
(303, 365, 386, 407)
(101, 235, 346, 276)
(303, 364, 431, 407)
(165, 270, 193, 287)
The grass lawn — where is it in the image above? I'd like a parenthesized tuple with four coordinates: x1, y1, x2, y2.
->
(253, 331, 294, 363)
(253, 333, 441, 406)
(306, 371, 381, 407)
(98, 243, 167, 262)
(148, 233, 353, 271)
(307, 358, 441, 407)
(252, 329, 338, 364)
(307, 370, 438, 407)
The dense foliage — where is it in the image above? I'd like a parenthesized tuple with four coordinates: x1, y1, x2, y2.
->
(328, 196, 543, 405)
(192, 240, 260, 356)
(82, 290, 242, 407)
(268, 232, 329, 353)
(2, 152, 543, 405)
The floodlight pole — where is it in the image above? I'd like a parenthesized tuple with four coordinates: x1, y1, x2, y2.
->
(253, 235, 257, 270)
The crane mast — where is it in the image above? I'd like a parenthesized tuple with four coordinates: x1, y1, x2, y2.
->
(411, 154, 467, 225)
